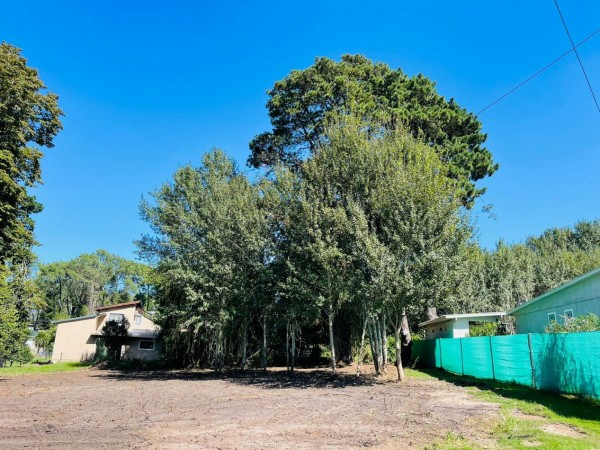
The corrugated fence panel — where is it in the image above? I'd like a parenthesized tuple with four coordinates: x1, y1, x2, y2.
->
(531, 331, 600, 398)
(440, 338, 463, 374)
(490, 334, 533, 386)
(462, 337, 494, 379)
(409, 331, 599, 399)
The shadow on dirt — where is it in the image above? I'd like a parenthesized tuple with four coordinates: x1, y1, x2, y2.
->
(420, 368, 600, 423)
(91, 367, 378, 389)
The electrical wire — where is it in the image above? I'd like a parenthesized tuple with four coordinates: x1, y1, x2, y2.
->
(477, 25, 600, 115)
(553, 0, 600, 112)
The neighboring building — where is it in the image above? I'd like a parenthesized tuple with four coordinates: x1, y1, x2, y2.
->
(508, 267, 600, 334)
(51, 301, 160, 362)
(418, 312, 506, 340)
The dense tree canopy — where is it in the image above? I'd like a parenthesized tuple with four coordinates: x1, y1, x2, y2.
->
(34, 250, 153, 326)
(0, 43, 63, 265)
(248, 54, 497, 207)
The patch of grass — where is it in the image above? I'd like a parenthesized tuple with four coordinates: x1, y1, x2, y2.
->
(416, 368, 600, 449)
(424, 431, 477, 450)
(0, 361, 91, 376)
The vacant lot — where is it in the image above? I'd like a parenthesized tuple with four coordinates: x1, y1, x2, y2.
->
(0, 365, 502, 449)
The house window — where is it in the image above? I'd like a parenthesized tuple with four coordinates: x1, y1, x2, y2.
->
(564, 309, 574, 320)
(109, 313, 124, 323)
(134, 314, 142, 326)
(138, 340, 155, 350)
(547, 312, 557, 323)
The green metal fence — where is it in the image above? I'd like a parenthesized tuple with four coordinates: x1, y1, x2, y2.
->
(412, 331, 600, 399)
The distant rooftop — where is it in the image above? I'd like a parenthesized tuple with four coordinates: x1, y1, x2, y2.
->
(418, 312, 506, 328)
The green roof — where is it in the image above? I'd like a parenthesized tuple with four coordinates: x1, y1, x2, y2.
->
(508, 266, 600, 315)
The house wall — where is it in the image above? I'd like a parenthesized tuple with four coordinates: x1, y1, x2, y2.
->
(514, 272, 600, 334)
(123, 339, 161, 361)
(96, 306, 158, 333)
(424, 316, 502, 340)
(425, 321, 453, 339)
(51, 318, 98, 362)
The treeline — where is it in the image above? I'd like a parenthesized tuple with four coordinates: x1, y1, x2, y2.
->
(32, 250, 154, 329)
(139, 117, 600, 377)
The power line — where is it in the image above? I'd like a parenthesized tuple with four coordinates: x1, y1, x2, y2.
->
(553, 0, 600, 112)
(477, 26, 600, 115)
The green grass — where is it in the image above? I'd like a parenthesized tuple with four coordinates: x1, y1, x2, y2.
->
(0, 360, 91, 376)
(411, 368, 600, 449)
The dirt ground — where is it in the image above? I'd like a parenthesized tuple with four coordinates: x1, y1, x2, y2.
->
(0, 365, 500, 449)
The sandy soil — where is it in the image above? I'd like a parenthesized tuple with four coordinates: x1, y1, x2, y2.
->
(0, 365, 499, 449)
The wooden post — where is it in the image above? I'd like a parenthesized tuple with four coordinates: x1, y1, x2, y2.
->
(527, 333, 536, 389)
(489, 336, 496, 381)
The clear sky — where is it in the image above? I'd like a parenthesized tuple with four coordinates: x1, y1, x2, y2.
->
(2, 1, 600, 263)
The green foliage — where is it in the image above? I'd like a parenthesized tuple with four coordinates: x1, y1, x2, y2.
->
(101, 317, 130, 361)
(0, 268, 30, 362)
(545, 313, 600, 333)
(0, 43, 63, 265)
(248, 54, 497, 207)
(35, 250, 153, 319)
(137, 150, 271, 369)
(33, 327, 56, 353)
(468, 322, 497, 337)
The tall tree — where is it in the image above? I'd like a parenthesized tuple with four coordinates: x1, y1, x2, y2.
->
(248, 54, 497, 207)
(137, 150, 270, 370)
(0, 43, 63, 264)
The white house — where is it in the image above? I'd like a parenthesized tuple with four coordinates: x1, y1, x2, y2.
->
(418, 312, 506, 340)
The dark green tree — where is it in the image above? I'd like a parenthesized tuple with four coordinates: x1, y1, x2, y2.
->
(248, 54, 497, 207)
(0, 43, 63, 264)
(102, 317, 130, 362)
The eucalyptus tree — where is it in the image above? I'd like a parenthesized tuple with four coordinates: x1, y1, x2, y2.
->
(137, 150, 269, 370)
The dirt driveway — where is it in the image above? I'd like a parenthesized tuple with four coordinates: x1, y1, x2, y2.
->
(0, 366, 499, 449)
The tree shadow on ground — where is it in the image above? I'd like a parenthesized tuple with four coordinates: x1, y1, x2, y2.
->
(91, 367, 377, 389)
(419, 368, 600, 423)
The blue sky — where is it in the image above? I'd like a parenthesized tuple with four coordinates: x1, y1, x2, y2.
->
(2, 1, 600, 263)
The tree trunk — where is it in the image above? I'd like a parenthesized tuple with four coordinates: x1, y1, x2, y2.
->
(262, 315, 267, 371)
(374, 316, 383, 372)
(356, 316, 367, 376)
(328, 304, 337, 375)
(381, 312, 388, 372)
(241, 315, 248, 370)
(286, 320, 290, 372)
(367, 319, 380, 375)
(395, 328, 405, 382)
(290, 323, 296, 373)
(401, 310, 412, 366)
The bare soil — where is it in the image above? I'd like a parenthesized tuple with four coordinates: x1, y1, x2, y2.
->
(0, 365, 499, 449)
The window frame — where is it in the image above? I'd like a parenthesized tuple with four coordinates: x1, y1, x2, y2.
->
(134, 314, 142, 326)
(547, 312, 557, 323)
(138, 339, 155, 351)
(108, 313, 124, 323)
(563, 309, 574, 320)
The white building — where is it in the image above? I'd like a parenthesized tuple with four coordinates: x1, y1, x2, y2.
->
(418, 312, 506, 340)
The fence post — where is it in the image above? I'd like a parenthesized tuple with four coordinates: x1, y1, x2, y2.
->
(527, 333, 536, 389)
(489, 336, 496, 381)
(459, 338, 465, 375)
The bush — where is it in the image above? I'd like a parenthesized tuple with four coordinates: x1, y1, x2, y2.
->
(468, 322, 497, 337)
(101, 317, 130, 361)
(34, 327, 56, 354)
(545, 313, 600, 333)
